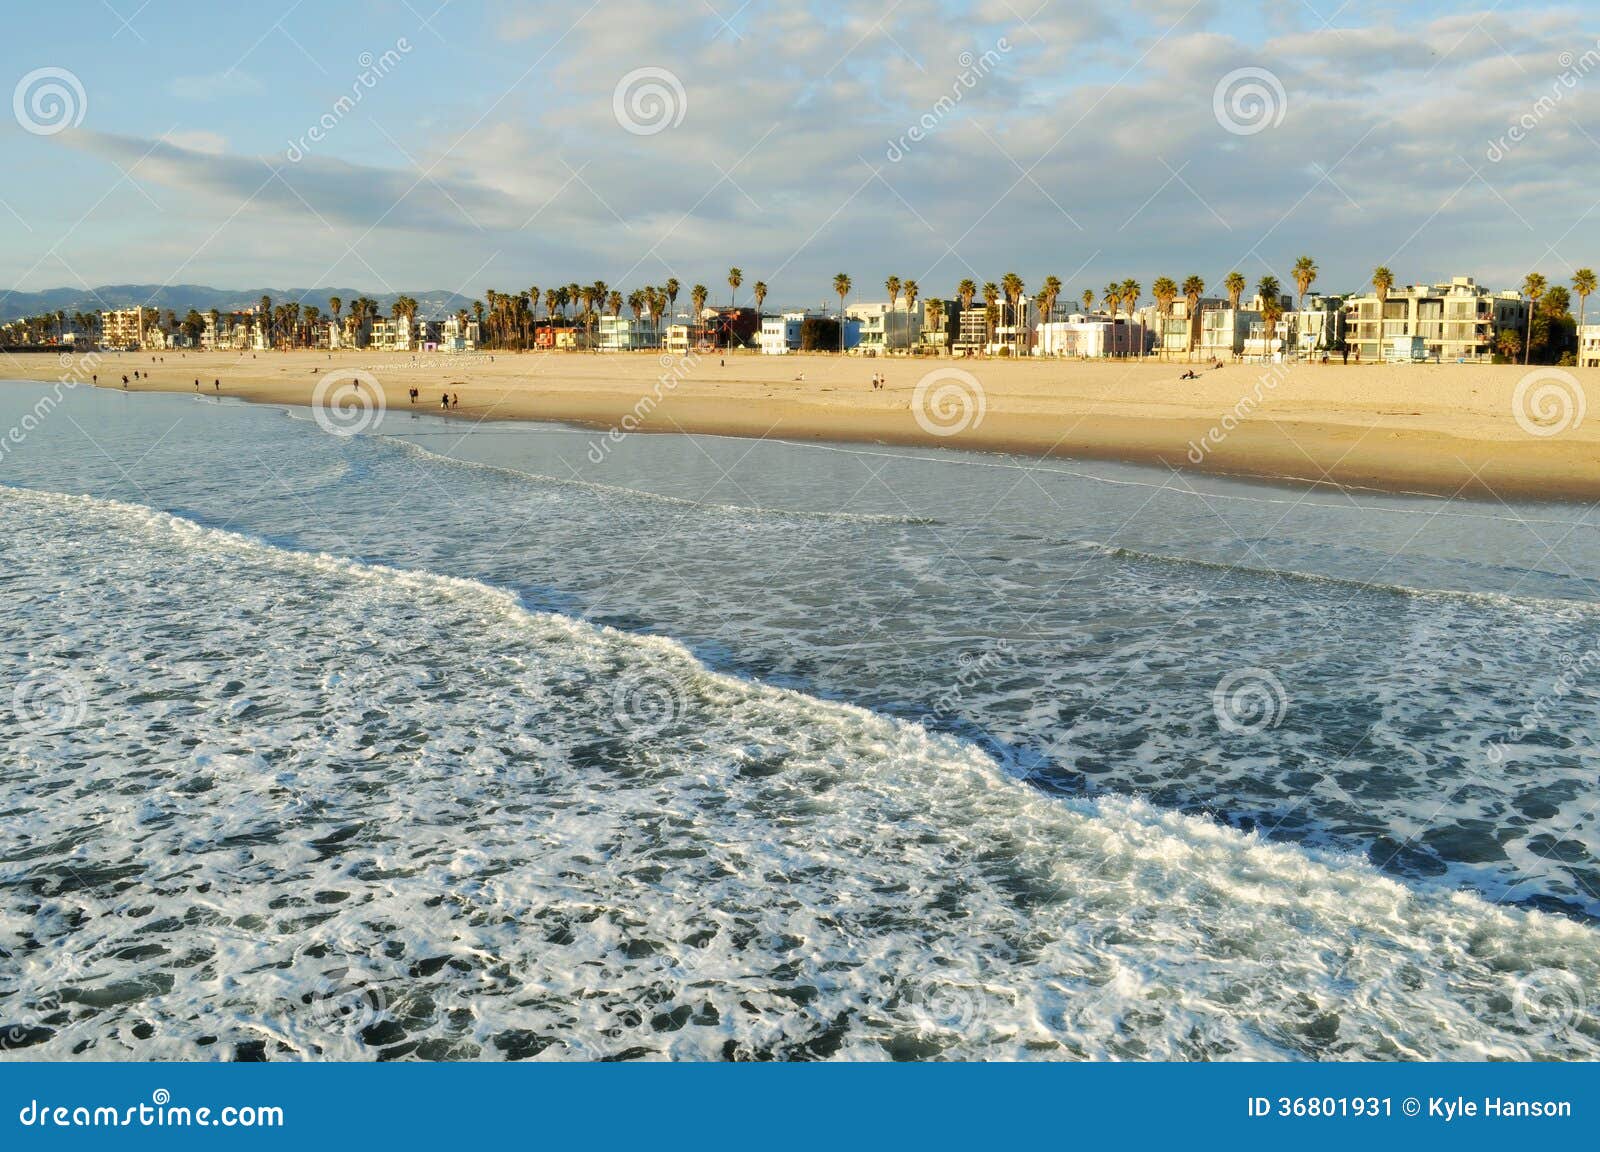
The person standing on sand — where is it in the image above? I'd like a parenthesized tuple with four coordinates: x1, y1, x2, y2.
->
(214, 380, 220, 392)
(194, 379, 200, 390)
(452, 393, 460, 409)
(441, 393, 449, 410)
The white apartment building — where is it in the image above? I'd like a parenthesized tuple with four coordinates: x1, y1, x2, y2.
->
(99, 308, 154, 350)
(440, 314, 479, 351)
(760, 311, 817, 355)
(847, 302, 918, 355)
(1034, 314, 1147, 358)
(1578, 324, 1600, 368)
(598, 314, 663, 352)
(1344, 276, 1525, 363)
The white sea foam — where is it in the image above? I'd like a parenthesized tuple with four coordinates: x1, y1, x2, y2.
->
(2, 484, 1597, 1062)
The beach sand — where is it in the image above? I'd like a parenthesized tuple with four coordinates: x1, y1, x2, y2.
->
(6, 347, 1596, 502)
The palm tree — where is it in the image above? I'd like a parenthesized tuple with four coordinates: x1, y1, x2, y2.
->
(1521, 272, 1547, 365)
(328, 295, 342, 335)
(1573, 268, 1596, 344)
(1292, 255, 1318, 314)
(1257, 276, 1284, 360)
(886, 276, 901, 313)
(728, 267, 743, 308)
(1119, 281, 1141, 357)
(832, 273, 852, 351)
(957, 279, 976, 314)
(982, 282, 1000, 352)
(1102, 282, 1121, 355)
(1224, 272, 1246, 313)
(1152, 278, 1178, 359)
(1371, 266, 1394, 361)
(664, 278, 680, 320)
(926, 298, 945, 353)
(1182, 275, 1206, 360)
(1496, 329, 1522, 362)
(608, 290, 624, 320)
(753, 281, 768, 315)
(259, 295, 272, 347)
(1081, 288, 1095, 315)
(903, 279, 919, 322)
(1042, 275, 1062, 322)
(1001, 273, 1024, 356)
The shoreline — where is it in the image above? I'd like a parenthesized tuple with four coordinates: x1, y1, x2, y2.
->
(5, 348, 1597, 503)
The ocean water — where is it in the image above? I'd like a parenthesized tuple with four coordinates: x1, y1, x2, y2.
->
(1, 379, 1597, 1061)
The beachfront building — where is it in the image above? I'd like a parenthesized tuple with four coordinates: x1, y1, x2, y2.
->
(440, 314, 478, 351)
(1344, 276, 1525, 363)
(1141, 298, 1228, 359)
(1034, 313, 1147, 358)
(535, 326, 582, 350)
(953, 307, 990, 356)
(847, 302, 918, 356)
(1580, 324, 1600, 368)
(1197, 309, 1260, 360)
(99, 308, 156, 350)
(916, 299, 958, 354)
(1287, 296, 1347, 357)
(760, 311, 815, 355)
(597, 314, 663, 352)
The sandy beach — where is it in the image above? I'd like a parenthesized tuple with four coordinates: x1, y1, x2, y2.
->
(6, 347, 1596, 502)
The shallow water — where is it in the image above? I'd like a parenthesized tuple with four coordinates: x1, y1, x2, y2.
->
(1, 381, 1596, 1060)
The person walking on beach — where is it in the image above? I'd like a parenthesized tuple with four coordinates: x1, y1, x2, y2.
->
(194, 379, 200, 390)
(214, 379, 220, 392)
(451, 393, 460, 409)
(441, 392, 449, 410)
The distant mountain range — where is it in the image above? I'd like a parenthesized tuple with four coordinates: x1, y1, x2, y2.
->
(0, 285, 478, 322)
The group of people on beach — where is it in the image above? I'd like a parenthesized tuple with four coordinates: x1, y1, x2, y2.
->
(870, 371, 887, 391)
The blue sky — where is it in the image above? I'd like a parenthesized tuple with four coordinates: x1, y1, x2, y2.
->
(2, 0, 1597, 307)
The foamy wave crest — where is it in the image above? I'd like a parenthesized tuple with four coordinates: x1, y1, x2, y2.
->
(1, 482, 1597, 1061)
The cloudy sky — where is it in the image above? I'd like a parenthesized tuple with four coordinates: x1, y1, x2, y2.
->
(2, 0, 1597, 307)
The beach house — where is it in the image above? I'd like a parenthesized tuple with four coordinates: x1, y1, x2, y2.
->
(1343, 276, 1526, 363)
(598, 314, 663, 351)
(847, 302, 918, 356)
(759, 311, 819, 355)
(1579, 324, 1600, 368)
